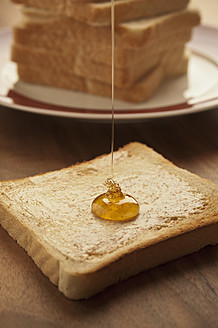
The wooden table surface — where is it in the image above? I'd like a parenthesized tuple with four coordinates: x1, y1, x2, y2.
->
(0, 1, 218, 328)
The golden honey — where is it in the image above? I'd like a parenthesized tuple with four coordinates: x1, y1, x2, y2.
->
(92, 179, 139, 221)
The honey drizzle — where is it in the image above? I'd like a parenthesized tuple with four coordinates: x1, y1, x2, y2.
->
(110, 0, 115, 179)
(91, 0, 139, 221)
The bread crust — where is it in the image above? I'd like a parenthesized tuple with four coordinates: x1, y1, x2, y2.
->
(15, 50, 188, 103)
(11, 0, 190, 25)
(13, 27, 192, 67)
(18, 8, 200, 48)
(12, 44, 186, 88)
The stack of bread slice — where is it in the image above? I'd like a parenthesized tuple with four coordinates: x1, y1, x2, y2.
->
(11, 0, 200, 103)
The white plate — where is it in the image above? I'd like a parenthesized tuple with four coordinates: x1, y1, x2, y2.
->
(0, 26, 218, 121)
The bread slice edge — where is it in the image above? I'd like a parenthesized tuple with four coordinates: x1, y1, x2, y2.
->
(59, 221, 218, 299)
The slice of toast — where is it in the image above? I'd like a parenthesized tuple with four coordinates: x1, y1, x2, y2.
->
(0, 142, 217, 299)
(13, 26, 192, 67)
(11, 0, 190, 25)
(18, 8, 200, 48)
(16, 50, 188, 103)
(11, 43, 186, 87)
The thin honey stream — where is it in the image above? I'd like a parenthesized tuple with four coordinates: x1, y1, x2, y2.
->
(91, 0, 139, 221)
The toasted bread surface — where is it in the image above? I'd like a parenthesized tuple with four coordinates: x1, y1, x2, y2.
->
(0, 143, 218, 299)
